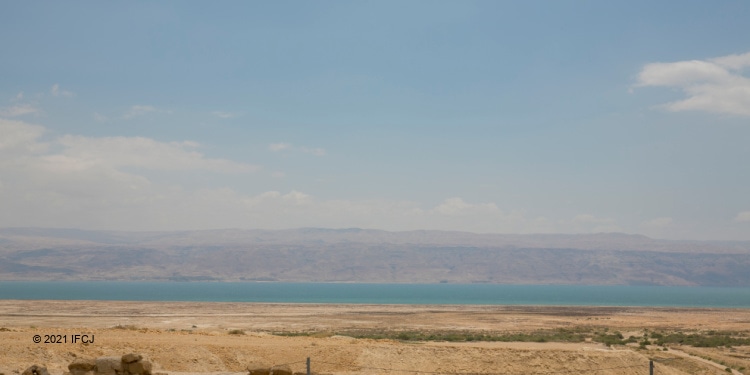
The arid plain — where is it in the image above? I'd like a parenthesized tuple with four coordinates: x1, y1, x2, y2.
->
(1, 301, 750, 375)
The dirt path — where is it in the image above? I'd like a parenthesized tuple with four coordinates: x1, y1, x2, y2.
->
(663, 347, 743, 375)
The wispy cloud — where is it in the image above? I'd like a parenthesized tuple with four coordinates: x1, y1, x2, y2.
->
(0, 104, 40, 117)
(53, 135, 258, 173)
(431, 197, 498, 216)
(2, 119, 258, 173)
(268, 142, 292, 152)
(301, 147, 327, 156)
(635, 51, 750, 117)
(50, 83, 74, 98)
(735, 211, 750, 222)
(92, 112, 108, 122)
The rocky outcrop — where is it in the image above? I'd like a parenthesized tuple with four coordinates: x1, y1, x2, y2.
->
(68, 358, 97, 375)
(21, 365, 50, 375)
(61, 354, 151, 375)
(270, 365, 292, 375)
(247, 363, 271, 375)
(94, 357, 123, 375)
(121, 354, 151, 375)
(247, 363, 295, 375)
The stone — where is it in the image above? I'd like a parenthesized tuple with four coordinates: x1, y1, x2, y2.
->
(270, 365, 292, 375)
(121, 354, 143, 364)
(247, 363, 271, 375)
(94, 357, 123, 375)
(124, 360, 152, 375)
(21, 366, 50, 375)
(68, 358, 96, 371)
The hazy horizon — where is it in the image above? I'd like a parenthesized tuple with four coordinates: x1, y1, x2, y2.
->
(2, 2, 749, 241)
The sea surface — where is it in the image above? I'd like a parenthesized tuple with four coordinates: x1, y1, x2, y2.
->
(1, 281, 749, 307)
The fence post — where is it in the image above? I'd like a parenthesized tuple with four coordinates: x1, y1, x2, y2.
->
(307, 357, 311, 375)
(649, 360, 654, 375)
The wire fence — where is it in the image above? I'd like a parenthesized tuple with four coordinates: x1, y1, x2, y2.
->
(266, 357, 669, 375)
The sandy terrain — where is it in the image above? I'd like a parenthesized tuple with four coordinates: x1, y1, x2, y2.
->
(1, 301, 749, 375)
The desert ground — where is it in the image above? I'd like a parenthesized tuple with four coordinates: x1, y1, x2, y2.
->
(1, 301, 749, 375)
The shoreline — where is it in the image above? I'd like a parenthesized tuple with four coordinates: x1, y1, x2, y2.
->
(2, 300, 749, 330)
(4, 281, 750, 308)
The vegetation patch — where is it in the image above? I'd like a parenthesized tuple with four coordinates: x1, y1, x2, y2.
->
(653, 332, 750, 348)
(594, 332, 639, 347)
(274, 328, 750, 349)
(275, 328, 589, 343)
(113, 324, 139, 330)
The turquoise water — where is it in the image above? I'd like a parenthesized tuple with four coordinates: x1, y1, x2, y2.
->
(1, 282, 749, 307)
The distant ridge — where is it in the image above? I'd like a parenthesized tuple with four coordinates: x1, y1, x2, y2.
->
(1, 227, 749, 286)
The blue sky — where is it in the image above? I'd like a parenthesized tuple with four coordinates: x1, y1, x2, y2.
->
(1, 1, 749, 240)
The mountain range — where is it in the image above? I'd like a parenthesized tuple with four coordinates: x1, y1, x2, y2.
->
(1, 227, 748, 286)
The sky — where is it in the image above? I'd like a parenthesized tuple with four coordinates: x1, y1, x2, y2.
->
(1, 1, 749, 240)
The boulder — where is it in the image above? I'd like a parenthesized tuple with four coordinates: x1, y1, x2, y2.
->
(21, 366, 50, 375)
(94, 357, 123, 375)
(270, 365, 293, 375)
(68, 358, 97, 375)
(247, 363, 271, 375)
(121, 354, 143, 364)
(124, 360, 152, 375)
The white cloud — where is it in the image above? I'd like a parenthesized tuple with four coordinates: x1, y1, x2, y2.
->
(93, 112, 108, 122)
(642, 217, 673, 228)
(14, 92, 24, 101)
(282, 190, 311, 205)
(735, 211, 750, 222)
(431, 197, 498, 216)
(711, 52, 750, 70)
(53, 135, 257, 173)
(1, 122, 711, 236)
(1, 120, 256, 172)
(0, 104, 40, 117)
(271, 171, 286, 178)
(269, 142, 292, 152)
(0, 129, 552, 232)
(0, 120, 265, 230)
(0, 119, 48, 154)
(636, 51, 750, 116)
(50, 84, 74, 97)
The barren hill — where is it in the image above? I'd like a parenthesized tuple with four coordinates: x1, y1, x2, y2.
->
(1, 228, 749, 286)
